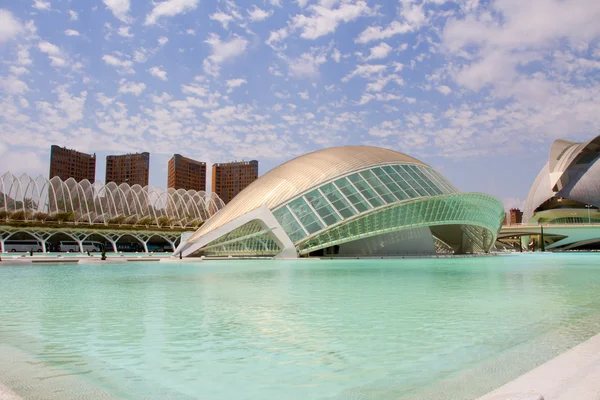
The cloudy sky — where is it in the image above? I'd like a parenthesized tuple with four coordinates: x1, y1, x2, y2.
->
(0, 0, 599, 209)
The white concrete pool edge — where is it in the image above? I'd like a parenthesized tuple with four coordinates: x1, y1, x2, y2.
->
(0, 383, 21, 400)
(477, 331, 600, 400)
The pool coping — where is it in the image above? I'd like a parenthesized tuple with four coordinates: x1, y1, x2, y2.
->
(477, 331, 600, 400)
(0, 383, 21, 400)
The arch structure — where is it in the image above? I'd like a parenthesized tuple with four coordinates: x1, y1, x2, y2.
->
(524, 135, 600, 226)
(176, 146, 505, 258)
(0, 173, 225, 228)
(0, 226, 184, 253)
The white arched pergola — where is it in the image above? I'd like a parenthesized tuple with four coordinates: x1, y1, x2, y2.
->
(0, 172, 225, 228)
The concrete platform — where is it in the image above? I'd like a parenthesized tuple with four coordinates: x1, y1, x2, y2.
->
(159, 257, 203, 263)
(0, 259, 32, 266)
(78, 258, 129, 264)
(478, 332, 600, 400)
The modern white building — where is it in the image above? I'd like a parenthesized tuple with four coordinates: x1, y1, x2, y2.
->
(524, 135, 600, 224)
(176, 146, 505, 258)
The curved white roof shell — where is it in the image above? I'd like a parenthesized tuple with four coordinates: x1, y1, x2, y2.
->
(190, 146, 425, 240)
(524, 135, 600, 221)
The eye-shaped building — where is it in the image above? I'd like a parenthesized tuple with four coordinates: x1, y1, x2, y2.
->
(176, 146, 504, 258)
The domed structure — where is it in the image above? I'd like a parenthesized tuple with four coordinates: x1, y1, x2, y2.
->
(524, 135, 600, 224)
(176, 146, 505, 258)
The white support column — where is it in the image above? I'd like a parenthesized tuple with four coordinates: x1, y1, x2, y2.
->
(108, 240, 118, 253)
(0, 238, 4, 253)
(164, 239, 176, 252)
(77, 240, 85, 253)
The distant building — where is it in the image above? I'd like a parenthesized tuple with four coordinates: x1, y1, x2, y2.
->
(508, 208, 523, 225)
(49, 145, 96, 182)
(167, 154, 206, 191)
(105, 152, 150, 186)
(212, 160, 258, 204)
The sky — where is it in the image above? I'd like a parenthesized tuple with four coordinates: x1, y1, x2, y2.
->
(0, 0, 599, 210)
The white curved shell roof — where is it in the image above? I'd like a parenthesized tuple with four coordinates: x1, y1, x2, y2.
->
(524, 135, 600, 221)
(191, 146, 425, 240)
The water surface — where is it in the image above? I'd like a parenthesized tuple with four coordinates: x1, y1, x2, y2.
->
(1, 254, 600, 399)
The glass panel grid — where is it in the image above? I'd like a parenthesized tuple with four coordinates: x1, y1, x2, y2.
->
(319, 184, 357, 219)
(305, 189, 341, 226)
(288, 197, 325, 235)
(374, 168, 409, 201)
(297, 193, 505, 255)
(359, 170, 398, 203)
(333, 179, 371, 213)
(347, 174, 385, 208)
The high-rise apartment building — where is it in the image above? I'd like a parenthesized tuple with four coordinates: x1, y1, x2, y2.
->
(167, 154, 206, 191)
(508, 208, 523, 225)
(49, 145, 96, 182)
(105, 152, 150, 186)
(212, 160, 258, 204)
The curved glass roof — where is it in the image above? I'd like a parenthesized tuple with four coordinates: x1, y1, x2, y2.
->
(190, 146, 426, 241)
(271, 163, 457, 244)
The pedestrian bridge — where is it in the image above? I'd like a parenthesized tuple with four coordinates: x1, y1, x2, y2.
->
(0, 225, 189, 253)
(498, 223, 600, 250)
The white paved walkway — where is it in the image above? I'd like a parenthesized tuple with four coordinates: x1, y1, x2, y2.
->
(478, 333, 600, 400)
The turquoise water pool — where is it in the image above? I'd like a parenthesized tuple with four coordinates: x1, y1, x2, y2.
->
(1, 254, 600, 399)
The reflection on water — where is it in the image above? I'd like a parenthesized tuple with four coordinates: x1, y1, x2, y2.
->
(1, 254, 600, 399)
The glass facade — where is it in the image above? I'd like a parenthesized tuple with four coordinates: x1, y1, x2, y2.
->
(199, 220, 282, 256)
(272, 163, 458, 244)
(296, 193, 504, 255)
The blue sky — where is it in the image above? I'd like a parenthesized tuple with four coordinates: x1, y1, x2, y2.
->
(0, 0, 599, 210)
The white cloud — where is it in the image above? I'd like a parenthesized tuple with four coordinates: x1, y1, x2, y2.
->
(68, 10, 78, 20)
(248, 6, 273, 22)
(203, 33, 248, 77)
(65, 29, 80, 36)
(342, 64, 387, 82)
(33, 0, 51, 11)
(117, 26, 133, 38)
(210, 12, 234, 29)
(181, 82, 209, 97)
(145, 0, 199, 25)
(270, 0, 283, 7)
(225, 78, 247, 93)
(148, 66, 168, 81)
(436, 85, 452, 95)
(186, 29, 195, 35)
(355, 21, 413, 44)
(332, 48, 342, 62)
(158, 36, 169, 46)
(299, 91, 309, 100)
(0, 76, 29, 94)
(365, 42, 392, 61)
(0, 10, 23, 43)
(443, 0, 600, 92)
(0, 146, 44, 176)
(38, 41, 68, 67)
(16, 47, 31, 66)
(288, 51, 327, 78)
(103, 0, 131, 23)
(102, 54, 135, 74)
(10, 66, 28, 75)
(118, 79, 146, 96)
(38, 41, 60, 55)
(267, 0, 373, 47)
